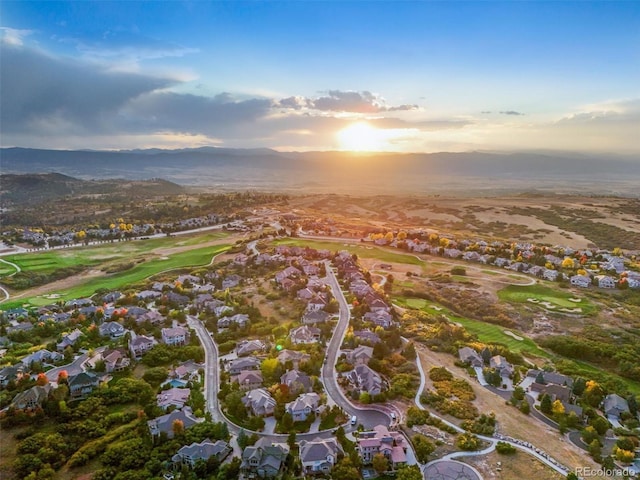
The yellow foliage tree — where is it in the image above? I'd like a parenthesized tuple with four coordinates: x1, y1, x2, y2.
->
(397, 231, 407, 241)
(552, 399, 565, 416)
(561, 257, 575, 269)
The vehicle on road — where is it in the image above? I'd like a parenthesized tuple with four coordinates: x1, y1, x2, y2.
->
(351, 415, 357, 425)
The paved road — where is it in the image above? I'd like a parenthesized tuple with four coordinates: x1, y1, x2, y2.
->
(0, 258, 21, 304)
(322, 261, 392, 430)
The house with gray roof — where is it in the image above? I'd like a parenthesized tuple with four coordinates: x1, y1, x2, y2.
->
(129, 333, 156, 360)
(280, 369, 312, 394)
(237, 339, 266, 357)
(68, 372, 100, 399)
(276, 349, 311, 368)
(299, 438, 342, 475)
(172, 439, 232, 467)
(285, 392, 321, 422)
(57, 328, 83, 352)
(347, 364, 383, 396)
(162, 326, 189, 346)
(147, 407, 202, 439)
(241, 438, 289, 479)
(21, 349, 63, 367)
(347, 345, 374, 366)
(227, 356, 261, 375)
(234, 370, 263, 391)
(290, 325, 321, 345)
(157, 387, 191, 411)
(99, 321, 126, 340)
(490, 355, 514, 377)
(302, 310, 331, 325)
(458, 347, 483, 367)
(242, 388, 276, 417)
(11, 384, 52, 410)
(604, 394, 630, 418)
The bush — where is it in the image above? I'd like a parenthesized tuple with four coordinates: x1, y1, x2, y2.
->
(496, 441, 516, 454)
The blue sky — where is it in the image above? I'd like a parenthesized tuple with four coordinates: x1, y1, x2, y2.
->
(1, 1, 639, 153)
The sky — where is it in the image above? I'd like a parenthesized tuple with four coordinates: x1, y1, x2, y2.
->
(1, 1, 639, 154)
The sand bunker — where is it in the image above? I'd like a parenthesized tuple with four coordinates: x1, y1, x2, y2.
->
(560, 307, 582, 313)
(43, 293, 62, 299)
(568, 298, 582, 303)
(504, 330, 523, 341)
(431, 305, 443, 311)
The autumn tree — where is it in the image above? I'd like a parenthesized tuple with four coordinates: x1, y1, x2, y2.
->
(552, 399, 565, 417)
(561, 257, 575, 269)
(172, 419, 184, 437)
(36, 373, 49, 386)
(396, 465, 423, 480)
(372, 453, 388, 475)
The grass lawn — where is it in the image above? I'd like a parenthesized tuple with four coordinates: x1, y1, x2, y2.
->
(273, 238, 424, 265)
(2, 244, 230, 309)
(498, 284, 597, 315)
(396, 296, 551, 358)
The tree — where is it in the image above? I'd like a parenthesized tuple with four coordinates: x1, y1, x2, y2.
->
(331, 458, 360, 480)
(412, 434, 435, 463)
(590, 416, 610, 436)
(260, 358, 282, 385)
(512, 386, 525, 401)
(535, 371, 546, 385)
(372, 453, 388, 475)
(519, 401, 530, 415)
(561, 257, 575, 269)
(396, 465, 423, 480)
(456, 433, 480, 451)
(172, 419, 184, 437)
(540, 394, 552, 414)
(583, 380, 605, 407)
(495, 441, 516, 454)
(627, 394, 638, 416)
(35, 373, 48, 386)
(287, 431, 297, 452)
(566, 473, 579, 480)
(615, 448, 635, 464)
(581, 426, 599, 445)
(552, 399, 565, 417)
(588, 439, 602, 463)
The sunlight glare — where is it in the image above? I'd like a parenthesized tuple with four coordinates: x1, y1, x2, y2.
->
(337, 122, 385, 152)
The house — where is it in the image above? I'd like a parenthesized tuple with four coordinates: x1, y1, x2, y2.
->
(237, 339, 266, 357)
(490, 355, 513, 377)
(348, 364, 383, 396)
(347, 346, 374, 366)
(4, 307, 29, 321)
(241, 438, 289, 478)
(217, 313, 249, 329)
(242, 388, 277, 417)
(99, 321, 126, 339)
(57, 328, 83, 352)
(596, 275, 616, 289)
(227, 357, 261, 375)
(137, 290, 162, 301)
(543, 269, 560, 281)
(354, 330, 381, 344)
(290, 325, 321, 345)
(176, 274, 201, 286)
(11, 384, 52, 410)
(363, 311, 393, 329)
(357, 425, 407, 469)
(234, 370, 264, 391)
(302, 310, 331, 325)
(68, 372, 100, 399)
(147, 407, 202, 439)
(102, 348, 130, 372)
(280, 369, 312, 394)
(222, 274, 243, 289)
(277, 350, 311, 368)
(570, 274, 591, 288)
(275, 266, 302, 284)
(537, 384, 571, 403)
(21, 349, 63, 367)
(307, 296, 327, 312)
(170, 360, 203, 382)
(299, 438, 342, 475)
(157, 387, 191, 411)
(137, 310, 165, 324)
(526, 370, 573, 388)
(286, 392, 321, 422)
(129, 333, 156, 360)
(297, 288, 316, 301)
(161, 327, 189, 346)
(172, 439, 232, 467)
(604, 394, 630, 418)
(458, 347, 483, 367)
(0, 364, 26, 387)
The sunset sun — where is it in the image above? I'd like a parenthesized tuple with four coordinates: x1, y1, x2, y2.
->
(337, 122, 385, 151)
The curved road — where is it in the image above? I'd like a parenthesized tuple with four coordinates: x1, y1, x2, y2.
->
(0, 258, 21, 304)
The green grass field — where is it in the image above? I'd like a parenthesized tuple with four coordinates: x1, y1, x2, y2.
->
(1, 244, 230, 309)
(396, 296, 551, 358)
(498, 284, 597, 315)
(273, 238, 424, 265)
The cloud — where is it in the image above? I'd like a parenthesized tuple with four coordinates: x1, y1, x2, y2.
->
(499, 110, 525, 116)
(0, 27, 33, 46)
(123, 92, 273, 135)
(0, 43, 177, 134)
(277, 90, 418, 113)
(54, 28, 198, 64)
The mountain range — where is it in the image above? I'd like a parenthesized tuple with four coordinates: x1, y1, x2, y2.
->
(2, 147, 639, 196)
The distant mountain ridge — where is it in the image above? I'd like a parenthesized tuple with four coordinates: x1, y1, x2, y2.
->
(0, 172, 184, 205)
(2, 147, 639, 195)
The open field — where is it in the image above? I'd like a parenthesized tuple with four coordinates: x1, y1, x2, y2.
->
(498, 284, 597, 316)
(415, 344, 601, 474)
(1, 243, 230, 309)
(273, 238, 425, 265)
(463, 451, 564, 480)
(396, 296, 551, 358)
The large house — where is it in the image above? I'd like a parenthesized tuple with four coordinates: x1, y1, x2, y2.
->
(347, 346, 374, 366)
(21, 349, 63, 367)
(604, 394, 630, 419)
(147, 407, 202, 439)
(161, 326, 189, 346)
(490, 355, 513, 377)
(285, 392, 321, 422)
(458, 347, 483, 367)
(172, 439, 232, 467)
(289, 325, 321, 345)
(234, 370, 264, 391)
(347, 364, 383, 396)
(299, 438, 342, 475)
(227, 357, 261, 375)
(129, 333, 156, 360)
(302, 310, 331, 325)
(68, 372, 100, 399)
(356, 425, 407, 470)
(102, 348, 131, 372)
(237, 339, 266, 357)
(241, 438, 289, 479)
(99, 321, 126, 339)
(11, 384, 52, 410)
(276, 350, 311, 368)
(157, 387, 191, 411)
(243, 388, 277, 417)
(57, 328, 83, 352)
(280, 369, 312, 394)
